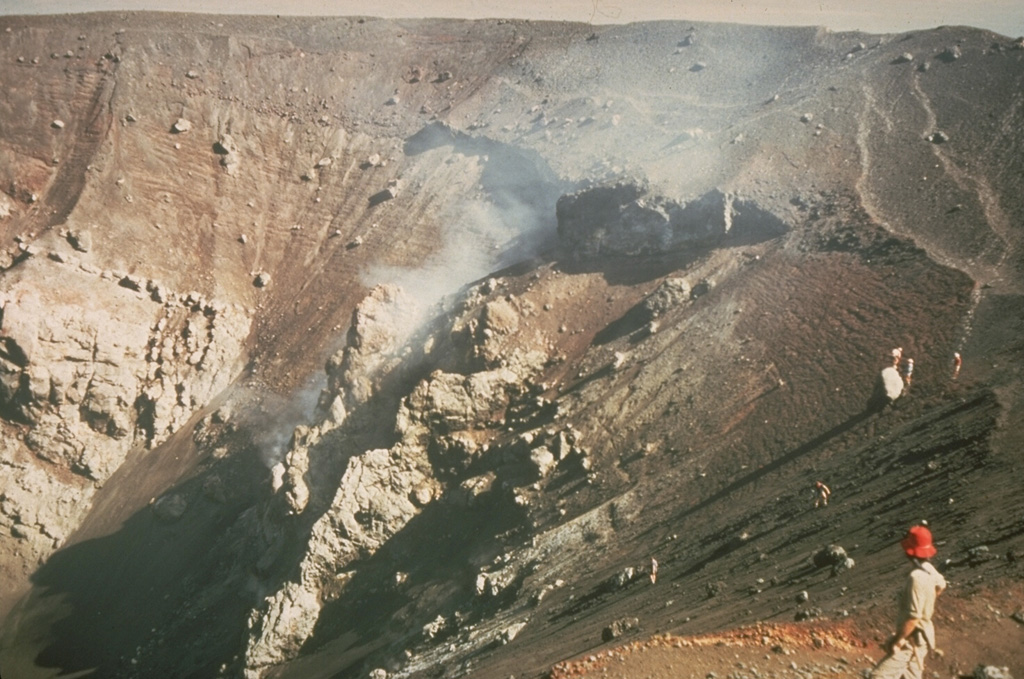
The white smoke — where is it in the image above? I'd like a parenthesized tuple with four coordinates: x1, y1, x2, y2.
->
(363, 191, 555, 312)
(242, 372, 326, 468)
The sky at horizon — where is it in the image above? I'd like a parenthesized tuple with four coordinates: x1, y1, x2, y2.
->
(1, 0, 1022, 38)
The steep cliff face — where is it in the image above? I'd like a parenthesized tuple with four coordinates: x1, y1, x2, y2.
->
(1, 12, 1023, 679)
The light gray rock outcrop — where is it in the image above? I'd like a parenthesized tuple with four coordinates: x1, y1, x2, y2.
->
(325, 284, 421, 408)
(0, 260, 251, 583)
(244, 583, 321, 679)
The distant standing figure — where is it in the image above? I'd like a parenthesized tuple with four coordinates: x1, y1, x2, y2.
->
(870, 525, 947, 679)
(952, 352, 962, 381)
(649, 557, 658, 584)
(891, 347, 903, 368)
(814, 481, 831, 508)
(903, 358, 914, 387)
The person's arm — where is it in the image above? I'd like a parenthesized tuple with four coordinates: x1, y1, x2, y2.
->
(889, 616, 920, 651)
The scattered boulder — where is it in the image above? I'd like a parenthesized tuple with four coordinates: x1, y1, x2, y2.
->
(794, 607, 822, 621)
(384, 178, 402, 199)
(690, 278, 711, 299)
(369, 669, 388, 679)
(966, 545, 998, 566)
(813, 544, 855, 575)
(51, 119, 65, 129)
(410, 480, 434, 506)
(610, 566, 636, 590)
(253, 272, 271, 288)
(639, 278, 691, 320)
(423, 614, 450, 640)
(66, 228, 92, 253)
(528, 445, 557, 478)
(152, 493, 188, 521)
(368, 179, 402, 206)
(281, 433, 312, 515)
(974, 666, 1013, 679)
(893, 52, 914, 64)
(501, 621, 527, 644)
(400, 367, 524, 437)
(171, 117, 192, 133)
(476, 568, 518, 598)
(927, 131, 949, 144)
(939, 45, 962, 62)
(213, 134, 241, 173)
(602, 616, 639, 642)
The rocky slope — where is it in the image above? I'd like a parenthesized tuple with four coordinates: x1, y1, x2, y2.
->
(0, 12, 1022, 679)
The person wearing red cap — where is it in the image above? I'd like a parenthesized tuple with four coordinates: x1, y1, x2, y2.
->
(870, 525, 947, 679)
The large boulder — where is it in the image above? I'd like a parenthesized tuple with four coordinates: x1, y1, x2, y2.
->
(556, 182, 732, 258)
(879, 366, 904, 402)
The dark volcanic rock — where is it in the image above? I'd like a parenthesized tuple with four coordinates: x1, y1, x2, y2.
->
(602, 616, 640, 642)
(557, 182, 731, 258)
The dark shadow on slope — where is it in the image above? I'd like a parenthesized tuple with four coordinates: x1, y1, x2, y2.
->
(668, 389, 1000, 581)
(289, 494, 529, 679)
(41, 65, 117, 231)
(11, 425, 271, 679)
(557, 249, 706, 289)
(667, 407, 882, 557)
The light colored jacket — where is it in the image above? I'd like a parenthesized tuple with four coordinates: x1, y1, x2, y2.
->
(900, 560, 946, 649)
